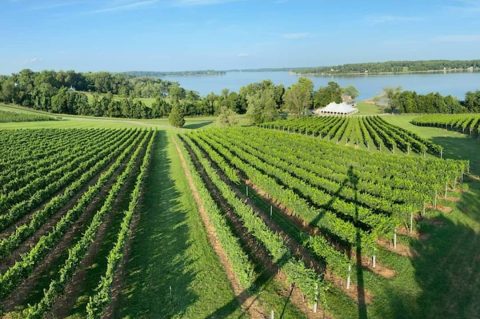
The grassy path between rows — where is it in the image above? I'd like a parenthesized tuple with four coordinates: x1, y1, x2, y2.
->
(116, 131, 242, 318)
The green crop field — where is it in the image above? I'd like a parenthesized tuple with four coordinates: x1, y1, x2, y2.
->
(260, 116, 443, 155)
(0, 106, 479, 319)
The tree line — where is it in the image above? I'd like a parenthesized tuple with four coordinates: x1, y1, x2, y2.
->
(0, 69, 358, 121)
(385, 88, 480, 114)
(0, 69, 200, 118)
(295, 59, 480, 75)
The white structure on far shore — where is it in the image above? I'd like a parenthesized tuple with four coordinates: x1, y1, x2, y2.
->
(313, 102, 358, 116)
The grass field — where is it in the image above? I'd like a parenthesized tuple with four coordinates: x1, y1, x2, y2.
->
(0, 104, 479, 319)
(355, 101, 383, 115)
(0, 103, 216, 130)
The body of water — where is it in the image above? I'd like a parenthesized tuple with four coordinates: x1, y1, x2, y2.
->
(161, 71, 480, 100)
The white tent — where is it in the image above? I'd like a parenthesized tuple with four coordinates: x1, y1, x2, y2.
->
(313, 102, 358, 116)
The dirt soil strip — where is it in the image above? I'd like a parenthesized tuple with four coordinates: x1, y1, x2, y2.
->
(182, 138, 331, 319)
(426, 204, 453, 213)
(0, 148, 134, 312)
(396, 227, 421, 239)
(174, 137, 266, 319)
(376, 238, 416, 258)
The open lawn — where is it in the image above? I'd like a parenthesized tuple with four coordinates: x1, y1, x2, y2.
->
(0, 103, 216, 131)
(355, 101, 383, 115)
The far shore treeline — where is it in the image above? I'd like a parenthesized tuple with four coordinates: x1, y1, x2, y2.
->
(0, 69, 479, 120)
(293, 59, 480, 75)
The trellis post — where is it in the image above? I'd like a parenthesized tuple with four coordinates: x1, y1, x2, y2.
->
(410, 212, 414, 234)
(346, 264, 352, 289)
(313, 282, 318, 313)
(393, 228, 397, 249)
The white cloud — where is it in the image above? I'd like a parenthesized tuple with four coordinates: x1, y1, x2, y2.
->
(433, 34, 480, 43)
(365, 15, 422, 25)
(237, 53, 250, 57)
(281, 32, 310, 40)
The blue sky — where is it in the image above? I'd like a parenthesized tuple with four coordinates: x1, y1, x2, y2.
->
(1, 0, 480, 73)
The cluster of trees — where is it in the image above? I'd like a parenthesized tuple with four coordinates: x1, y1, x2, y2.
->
(244, 79, 359, 124)
(295, 59, 480, 75)
(0, 69, 359, 122)
(0, 69, 256, 119)
(387, 89, 480, 114)
(0, 69, 183, 118)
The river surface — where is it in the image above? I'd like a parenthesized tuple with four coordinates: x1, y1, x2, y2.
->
(161, 71, 480, 100)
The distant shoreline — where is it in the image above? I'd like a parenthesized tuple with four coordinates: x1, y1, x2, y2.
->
(130, 69, 480, 78)
(294, 69, 480, 77)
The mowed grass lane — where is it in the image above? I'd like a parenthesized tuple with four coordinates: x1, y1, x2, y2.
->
(116, 131, 243, 318)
